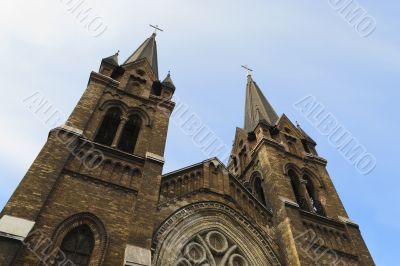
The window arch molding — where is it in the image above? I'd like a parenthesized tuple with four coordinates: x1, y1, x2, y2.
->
(99, 99, 129, 114)
(283, 164, 325, 191)
(126, 107, 151, 127)
(50, 212, 109, 266)
(99, 100, 152, 127)
(249, 170, 264, 182)
(301, 168, 326, 191)
(283, 163, 302, 178)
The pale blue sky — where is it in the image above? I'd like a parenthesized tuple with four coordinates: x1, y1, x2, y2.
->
(0, 1, 399, 264)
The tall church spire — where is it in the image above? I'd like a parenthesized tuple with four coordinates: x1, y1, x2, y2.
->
(244, 74, 279, 131)
(124, 33, 159, 78)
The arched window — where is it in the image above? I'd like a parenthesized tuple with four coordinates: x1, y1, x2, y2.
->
(254, 176, 267, 206)
(60, 225, 94, 266)
(288, 170, 308, 211)
(232, 156, 238, 168)
(95, 107, 121, 146)
(231, 156, 239, 174)
(117, 114, 142, 153)
(304, 175, 325, 216)
(238, 146, 247, 172)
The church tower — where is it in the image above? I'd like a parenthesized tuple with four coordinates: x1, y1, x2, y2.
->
(0, 32, 176, 265)
(0, 32, 374, 266)
(227, 74, 375, 265)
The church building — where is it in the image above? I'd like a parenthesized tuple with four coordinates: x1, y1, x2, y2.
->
(0, 32, 374, 265)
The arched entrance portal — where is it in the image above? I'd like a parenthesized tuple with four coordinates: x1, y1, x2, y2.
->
(152, 202, 281, 266)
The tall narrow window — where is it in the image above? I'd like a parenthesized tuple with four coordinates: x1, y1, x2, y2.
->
(288, 170, 308, 211)
(304, 175, 325, 216)
(232, 156, 238, 173)
(254, 176, 267, 206)
(60, 225, 94, 266)
(94, 107, 121, 146)
(117, 114, 142, 153)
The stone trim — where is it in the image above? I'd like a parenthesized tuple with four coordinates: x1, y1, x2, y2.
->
(305, 153, 328, 166)
(98, 99, 152, 127)
(279, 196, 300, 208)
(0, 215, 35, 241)
(300, 210, 347, 230)
(60, 124, 83, 135)
(124, 245, 151, 266)
(92, 141, 146, 163)
(162, 157, 224, 178)
(90, 71, 120, 86)
(338, 216, 359, 227)
(145, 152, 165, 164)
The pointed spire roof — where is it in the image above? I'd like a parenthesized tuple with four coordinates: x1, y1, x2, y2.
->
(162, 71, 175, 89)
(244, 75, 279, 132)
(124, 33, 158, 78)
(102, 51, 119, 66)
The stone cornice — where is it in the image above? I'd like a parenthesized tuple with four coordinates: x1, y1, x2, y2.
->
(51, 127, 147, 165)
(299, 210, 348, 231)
(338, 216, 359, 228)
(304, 153, 328, 166)
(279, 196, 300, 208)
(91, 141, 146, 164)
(251, 137, 328, 167)
(145, 152, 165, 165)
(90, 71, 120, 87)
(162, 157, 225, 179)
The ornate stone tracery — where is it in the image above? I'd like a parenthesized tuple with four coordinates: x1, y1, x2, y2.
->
(175, 230, 250, 266)
(152, 202, 281, 266)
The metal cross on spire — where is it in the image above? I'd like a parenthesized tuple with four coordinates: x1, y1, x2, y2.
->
(149, 24, 164, 35)
(241, 65, 253, 76)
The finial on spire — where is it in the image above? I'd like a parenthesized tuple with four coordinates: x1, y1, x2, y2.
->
(116, 50, 120, 56)
(149, 24, 164, 35)
(241, 65, 253, 76)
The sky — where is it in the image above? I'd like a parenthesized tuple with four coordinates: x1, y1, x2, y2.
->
(0, 0, 399, 264)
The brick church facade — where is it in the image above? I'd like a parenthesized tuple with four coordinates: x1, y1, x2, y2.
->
(0, 33, 374, 265)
